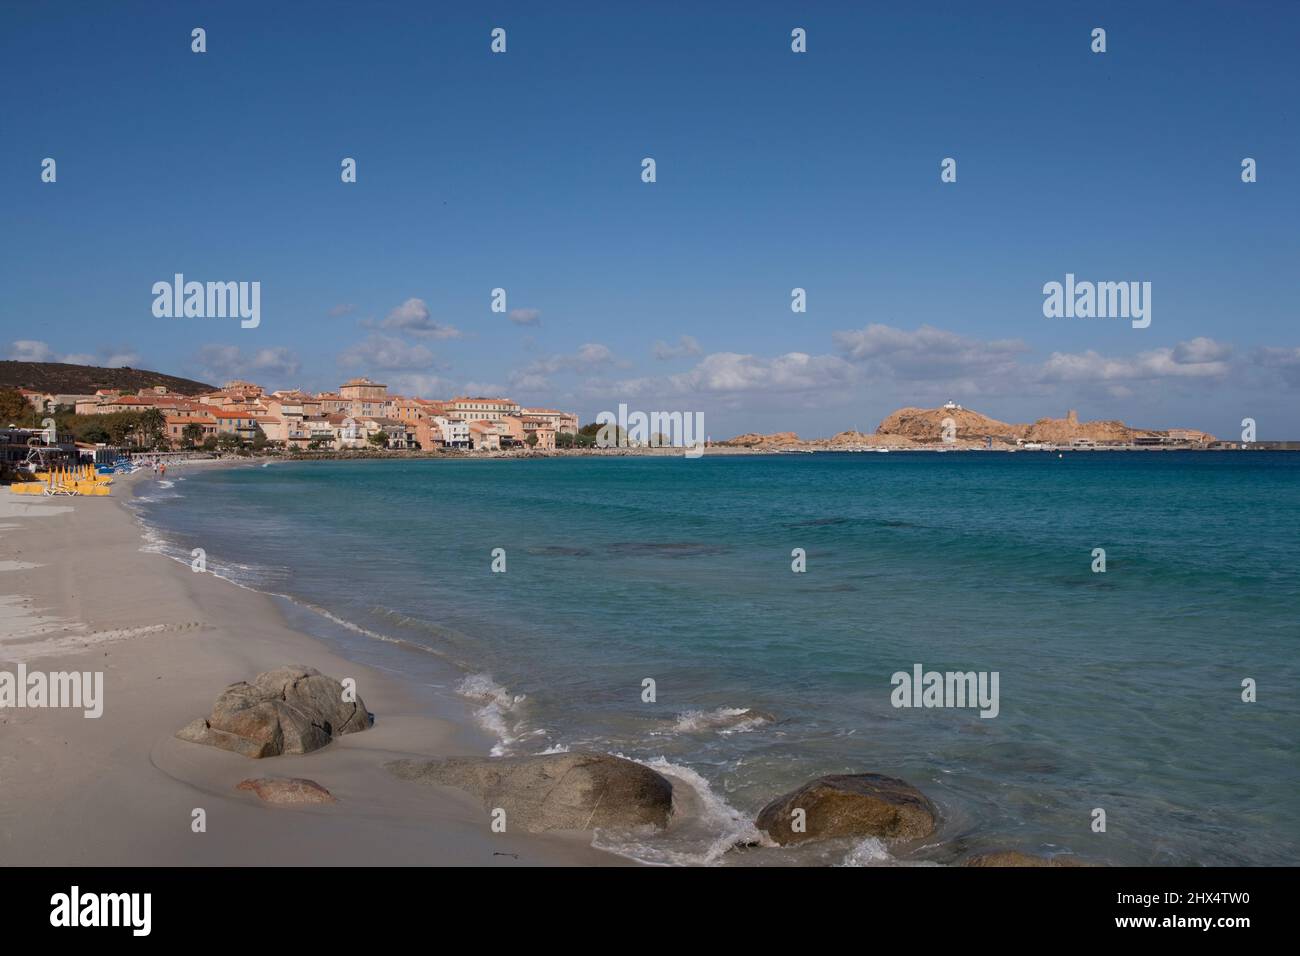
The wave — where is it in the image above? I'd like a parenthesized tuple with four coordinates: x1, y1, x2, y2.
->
(838, 837, 894, 866)
(660, 706, 774, 736)
(455, 673, 545, 756)
(591, 755, 770, 866)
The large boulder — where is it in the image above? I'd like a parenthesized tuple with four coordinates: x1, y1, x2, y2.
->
(176, 666, 371, 758)
(237, 777, 336, 805)
(386, 751, 673, 832)
(756, 773, 937, 845)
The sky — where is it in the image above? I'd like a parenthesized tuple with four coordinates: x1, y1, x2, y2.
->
(2, 0, 1298, 439)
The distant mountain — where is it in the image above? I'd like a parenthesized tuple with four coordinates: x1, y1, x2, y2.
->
(0, 361, 214, 396)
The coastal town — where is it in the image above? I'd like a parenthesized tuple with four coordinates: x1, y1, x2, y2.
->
(2, 363, 1296, 488)
(9, 376, 580, 453)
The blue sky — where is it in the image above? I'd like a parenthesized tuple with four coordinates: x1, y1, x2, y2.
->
(2, 0, 1298, 438)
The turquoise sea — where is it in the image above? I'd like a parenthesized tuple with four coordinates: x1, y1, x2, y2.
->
(129, 452, 1300, 866)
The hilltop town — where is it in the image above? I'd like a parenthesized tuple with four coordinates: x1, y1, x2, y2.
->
(9, 375, 579, 452)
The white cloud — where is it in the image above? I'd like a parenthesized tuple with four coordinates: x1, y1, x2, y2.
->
(378, 298, 462, 339)
(338, 334, 435, 371)
(508, 307, 541, 326)
(1251, 346, 1300, 387)
(833, 323, 1028, 379)
(1173, 337, 1234, 364)
(666, 351, 858, 394)
(513, 343, 618, 388)
(1037, 342, 1231, 384)
(196, 344, 301, 382)
(5, 340, 140, 368)
(652, 335, 702, 361)
(385, 373, 456, 397)
(7, 340, 58, 362)
(100, 348, 143, 368)
(328, 303, 356, 317)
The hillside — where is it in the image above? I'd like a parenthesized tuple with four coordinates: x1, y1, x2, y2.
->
(0, 361, 214, 396)
(876, 406, 1023, 445)
(876, 406, 1215, 445)
(722, 405, 1216, 448)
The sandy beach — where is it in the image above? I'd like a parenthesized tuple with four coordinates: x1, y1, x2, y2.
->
(0, 467, 623, 866)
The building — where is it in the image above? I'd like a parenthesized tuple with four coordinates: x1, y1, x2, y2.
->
(359, 416, 414, 449)
(496, 416, 527, 447)
(521, 407, 578, 435)
(530, 424, 556, 450)
(210, 409, 264, 442)
(339, 377, 388, 401)
(467, 420, 500, 451)
(437, 417, 470, 448)
(165, 414, 218, 447)
(445, 397, 521, 423)
(24, 391, 99, 413)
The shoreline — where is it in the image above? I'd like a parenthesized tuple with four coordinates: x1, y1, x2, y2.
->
(0, 467, 628, 865)
(122, 443, 1299, 471)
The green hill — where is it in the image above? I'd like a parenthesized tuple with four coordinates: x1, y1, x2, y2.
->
(0, 361, 214, 396)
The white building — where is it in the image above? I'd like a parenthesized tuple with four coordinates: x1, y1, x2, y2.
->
(436, 417, 470, 448)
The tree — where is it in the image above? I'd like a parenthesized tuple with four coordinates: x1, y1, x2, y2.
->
(105, 412, 141, 447)
(578, 420, 618, 447)
(216, 433, 241, 453)
(526, 434, 538, 448)
(367, 431, 389, 448)
(181, 423, 204, 447)
(139, 407, 166, 446)
(0, 388, 33, 426)
(201, 436, 218, 451)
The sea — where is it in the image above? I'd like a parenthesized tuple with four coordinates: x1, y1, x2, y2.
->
(127, 452, 1300, 866)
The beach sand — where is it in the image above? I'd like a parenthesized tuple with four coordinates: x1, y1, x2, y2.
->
(0, 469, 624, 866)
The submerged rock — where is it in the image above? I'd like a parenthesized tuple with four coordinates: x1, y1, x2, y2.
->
(176, 665, 371, 758)
(237, 777, 336, 805)
(755, 773, 937, 845)
(964, 851, 1092, 867)
(386, 751, 673, 832)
